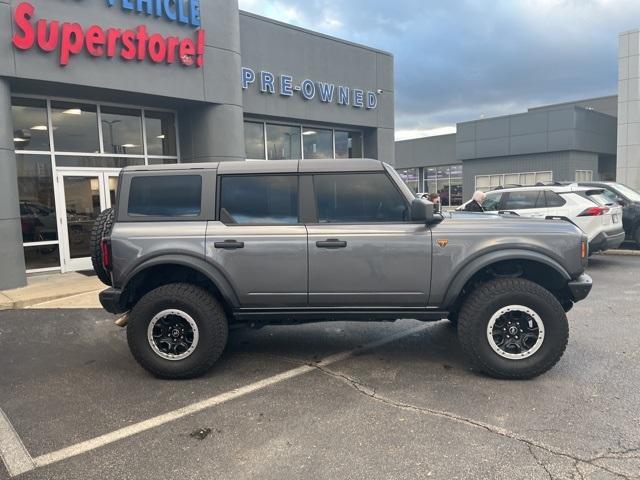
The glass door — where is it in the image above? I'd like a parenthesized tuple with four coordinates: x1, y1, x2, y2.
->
(57, 171, 118, 272)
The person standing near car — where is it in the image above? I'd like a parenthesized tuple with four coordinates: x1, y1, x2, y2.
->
(464, 191, 486, 212)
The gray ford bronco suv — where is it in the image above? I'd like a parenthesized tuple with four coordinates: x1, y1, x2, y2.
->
(94, 159, 592, 380)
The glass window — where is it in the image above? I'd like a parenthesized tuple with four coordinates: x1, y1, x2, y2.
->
(575, 170, 594, 182)
(335, 131, 362, 158)
(24, 244, 60, 270)
(244, 121, 265, 159)
(145, 110, 177, 157)
(303, 128, 333, 159)
(51, 102, 100, 153)
(482, 192, 503, 211)
(437, 166, 451, 206)
(101, 106, 143, 155)
(266, 124, 301, 160)
(128, 175, 202, 217)
(219, 175, 298, 225)
(425, 167, 438, 195)
(450, 165, 463, 206)
(503, 191, 544, 210)
(535, 171, 553, 184)
(17, 155, 58, 243)
(11, 98, 50, 151)
(63, 176, 102, 259)
(475, 176, 491, 192)
(396, 168, 420, 192)
(545, 191, 566, 207)
(314, 173, 408, 223)
(504, 174, 520, 186)
(55, 156, 144, 168)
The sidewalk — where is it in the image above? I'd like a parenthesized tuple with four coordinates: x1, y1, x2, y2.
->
(0, 272, 104, 310)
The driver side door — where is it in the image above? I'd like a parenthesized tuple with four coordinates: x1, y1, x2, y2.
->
(306, 171, 432, 307)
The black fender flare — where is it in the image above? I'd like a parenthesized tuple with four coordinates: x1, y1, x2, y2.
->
(120, 254, 240, 309)
(441, 249, 571, 308)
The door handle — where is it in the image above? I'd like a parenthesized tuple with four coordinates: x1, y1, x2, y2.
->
(214, 240, 245, 250)
(316, 239, 347, 249)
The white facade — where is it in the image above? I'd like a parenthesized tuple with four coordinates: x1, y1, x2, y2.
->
(618, 29, 640, 189)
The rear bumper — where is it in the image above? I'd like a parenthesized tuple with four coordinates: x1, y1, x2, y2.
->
(589, 228, 625, 252)
(99, 288, 128, 314)
(567, 274, 593, 302)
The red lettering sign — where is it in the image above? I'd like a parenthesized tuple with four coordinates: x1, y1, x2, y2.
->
(11, 2, 205, 68)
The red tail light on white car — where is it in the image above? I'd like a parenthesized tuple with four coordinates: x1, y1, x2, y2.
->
(577, 206, 609, 217)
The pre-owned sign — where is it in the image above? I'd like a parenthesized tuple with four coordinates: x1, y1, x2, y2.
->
(11, 2, 205, 67)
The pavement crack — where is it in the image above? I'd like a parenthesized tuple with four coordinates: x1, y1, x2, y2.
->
(527, 444, 555, 480)
(308, 362, 633, 480)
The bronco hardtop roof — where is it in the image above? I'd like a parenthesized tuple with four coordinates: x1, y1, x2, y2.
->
(123, 159, 386, 175)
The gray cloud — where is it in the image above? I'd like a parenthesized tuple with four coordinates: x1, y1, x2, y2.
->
(239, 0, 638, 136)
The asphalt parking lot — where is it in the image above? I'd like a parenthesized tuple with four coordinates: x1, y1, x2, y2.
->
(1, 255, 639, 480)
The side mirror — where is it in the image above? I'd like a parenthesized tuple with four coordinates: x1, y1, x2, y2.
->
(616, 197, 627, 206)
(411, 198, 435, 223)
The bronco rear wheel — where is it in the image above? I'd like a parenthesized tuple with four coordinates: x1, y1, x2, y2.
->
(127, 283, 228, 379)
(457, 278, 568, 379)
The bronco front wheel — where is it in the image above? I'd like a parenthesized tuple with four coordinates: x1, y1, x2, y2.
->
(457, 278, 569, 379)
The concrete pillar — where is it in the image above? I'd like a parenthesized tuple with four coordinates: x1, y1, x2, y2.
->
(0, 78, 27, 290)
(179, 103, 245, 163)
(363, 127, 395, 165)
(618, 30, 640, 189)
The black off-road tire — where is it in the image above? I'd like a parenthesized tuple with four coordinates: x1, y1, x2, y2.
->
(127, 283, 228, 379)
(90, 207, 115, 286)
(457, 278, 569, 379)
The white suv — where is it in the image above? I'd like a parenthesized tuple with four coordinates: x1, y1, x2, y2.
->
(460, 185, 625, 253)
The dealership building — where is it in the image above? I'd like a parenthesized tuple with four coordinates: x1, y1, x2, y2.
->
(0, 0, 394, 289)
(396, 30, 640, 209)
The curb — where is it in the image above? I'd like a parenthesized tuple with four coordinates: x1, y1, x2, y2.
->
(0, 287, 102, 311)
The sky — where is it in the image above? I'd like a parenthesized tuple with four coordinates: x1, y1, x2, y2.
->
(238, 0, 639, 140)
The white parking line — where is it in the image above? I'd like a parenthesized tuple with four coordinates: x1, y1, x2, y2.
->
(2, 323, 429, 476)
(0, 408, 35, 477)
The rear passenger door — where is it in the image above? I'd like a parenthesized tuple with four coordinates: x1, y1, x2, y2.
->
(206, 174, 308, 308)
(501, 190, 548, 217)
(306, 172, 432, 308)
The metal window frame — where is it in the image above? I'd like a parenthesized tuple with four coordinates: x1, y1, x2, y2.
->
(243, 117, 365, 161)
(11, 94, 181, 274)
(474, 170, 554, 191)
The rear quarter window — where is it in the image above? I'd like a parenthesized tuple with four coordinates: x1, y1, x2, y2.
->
(128, 175, 202, 217)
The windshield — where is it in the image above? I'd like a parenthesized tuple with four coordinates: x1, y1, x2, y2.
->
(482, 192, 503, 211)
(613, 183, 640, 202)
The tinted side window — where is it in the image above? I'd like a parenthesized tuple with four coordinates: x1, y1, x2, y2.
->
(128, 175, 202, 217)
(314, 173, 408, 223)
(219, 175, 298, 225)
(545, 191, 566, 207)
(503, 191, 544, 210)
(482, 192, 503, 211)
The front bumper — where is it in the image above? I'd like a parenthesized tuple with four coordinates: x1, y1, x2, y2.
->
(567, 274, 593, 302)
(99, 288, 128, 314)
(589, 228, 625, 253)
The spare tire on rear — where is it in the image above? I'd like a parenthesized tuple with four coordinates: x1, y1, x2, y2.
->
(91, 207, 115, 286)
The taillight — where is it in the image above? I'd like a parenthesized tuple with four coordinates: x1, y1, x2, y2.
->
(581, 240, 588, 260)
(100, 238, 112, 271)
(578, 206, 609, 217)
